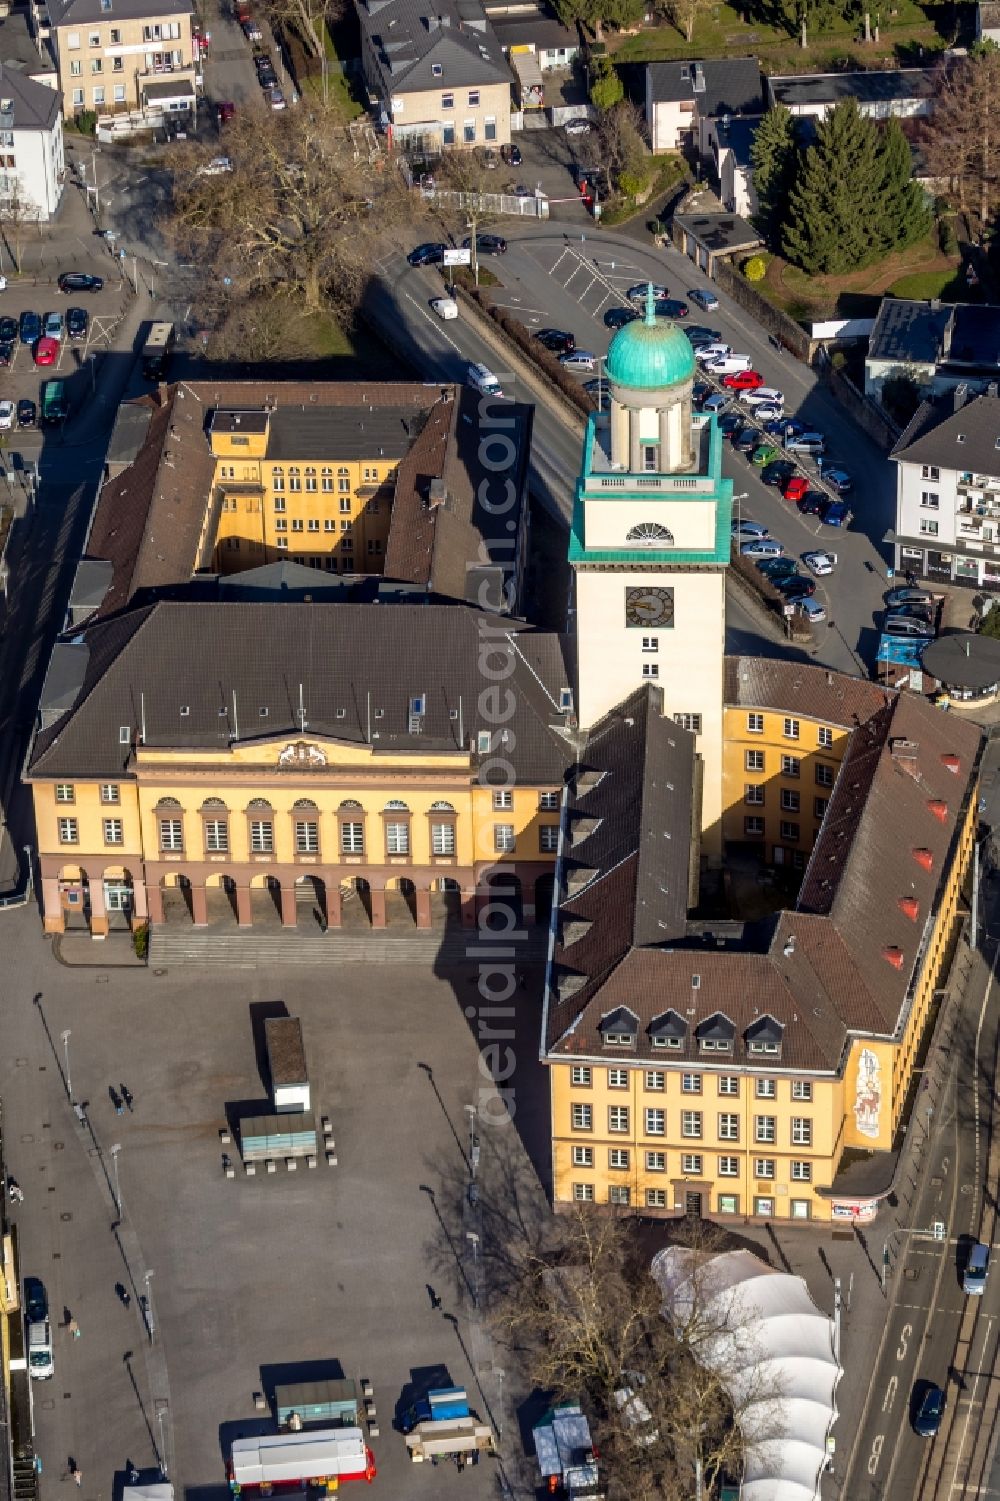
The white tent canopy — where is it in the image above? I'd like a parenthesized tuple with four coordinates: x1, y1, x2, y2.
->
(651, 1247, 841, 1501)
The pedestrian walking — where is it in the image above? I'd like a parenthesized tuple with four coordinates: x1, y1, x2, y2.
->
(426, 1283, 442, 1311)
(67, 1317, 81, 1339)
(109, 1086, 124, 1115)
(120, 1084, 134, 1112)
(73, 1471, 82, 1488)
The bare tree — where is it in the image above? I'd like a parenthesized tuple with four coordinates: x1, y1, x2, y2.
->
(595, 99, 650, 191)
(922, 52, 1000, 226)
(195, 290, 321, 365)
(258, 0, 343, 56)
(0, 180, 35, 274)
(165, 103, 414, 314)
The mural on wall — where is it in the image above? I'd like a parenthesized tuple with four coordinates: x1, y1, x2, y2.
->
(854, 1047, 882, 1140)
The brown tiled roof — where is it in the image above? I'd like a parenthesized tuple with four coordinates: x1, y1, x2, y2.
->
(546, 680, 983, 1074)
(382, 397, 455, 587)
(724, 655, 892, 727)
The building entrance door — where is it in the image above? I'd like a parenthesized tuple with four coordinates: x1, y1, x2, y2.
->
(685, 1191, 703, 1217)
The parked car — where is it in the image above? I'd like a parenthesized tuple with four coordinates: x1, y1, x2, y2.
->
(744, 386, 784, 408)
(819, 498, 851, 527)
(785, 431, 826, 454)
(628, 283, 669, 302)
(564, 117, 593, 134)
(765, 417, 801, 438)
(693, 381, 713, 405)
(883, 615, 935, 640)
(653, 298, 688, 319)
(695, 342, 731, 364)
(797, 597, 827, 623)
(17, 399, 36, 428)
(732, 427, 759, 453)
(688, 288, 720, 311)
(407, 242, 446, 266)
(707, 354, 754, 375)
(535, 328, 575, 354)
(605, 306, 638, 329)
(560, 350, 598, 371)
(757, 557, 799, 581)
(886, 586, 934, 609)
(776, 575, 816, 600)
(824, 467, 853, 493)
(19, 310, 41, 345)
(216, 99, 236, 124)
(57, 273, 103, 293)
(241, 16, 262, 39)
(783, 476, 809, 504)
(723, 368, 765, 391)
(718, 412, 745, 436)
(462, 233, 506, 255)
(43, 311, 64, 342)
(798, 491, 826, 517)
(753, 405, 784, 424)
(430, 296, 458, 320)
(501, 142, 522, 166)
(67, 307, 88, 341)
(732, 520, 769, 540)
(685, 325, 722, 344)
(703, 393, 729, 414)
(0, 315, 16, 343)
(0, 343, 12, 368)
(752, 442, 779, 467)
(34, 336, 58, 367)
(24, 1277, 47, 1324)
(761, 460, 795, 487)
(888, 603, 934, 625)
(267, 85, 286, 109)
(913, 1384, 945, 1437)
(804, 550, 837, 575)
(28, 1320, 53, 1381)
(0, 399, 14, 430)
(964, 1242, 990, 1295)
(741, 538, 784, 559)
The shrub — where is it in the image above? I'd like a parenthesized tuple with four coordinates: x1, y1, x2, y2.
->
(743, 255, 767, 282)
(618, 169, 648, 198)
(74, 110, 97, 136)
(881, 373, 922, 427)
(132, 923, 149, 960)
(938, 218, 957, 256)
(464, 288, 594, 417)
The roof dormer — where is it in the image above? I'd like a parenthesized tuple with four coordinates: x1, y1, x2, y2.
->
(745, 1014, 784, 1057)
(599, 1006, 639, 1048)
(696, 1012, 735, 1053)
(649, 1009, 687, 1051)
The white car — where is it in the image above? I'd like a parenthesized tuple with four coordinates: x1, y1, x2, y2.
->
(741, 538, 784, 559)
(564, 117, 593, 135)
(797, 597, 827, 623)
(706, 354, 752, 374)
(804, 550, 837, 576)
(695, 342, 731, 364)
(628, 283, 669, 302)
(560, 350, 597, 371)
(467, 362, 503, 397)
(0, 399, 14, 430)
(753, 404, 783, 423)
(744, 387, 784, 407)
(732, 520, 768, 539)
(430, 296, 458, 320)
(197, 156, 233, 175)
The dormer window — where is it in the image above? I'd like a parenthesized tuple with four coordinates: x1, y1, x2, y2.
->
(599, 1006, 639, 1049)
(432, 62, 442, 75)
(745, 1014, 784, 1057)
(605, 1031, 633, 1047)
(696, 1012, 736, 1053)
(649, 1009, 686, 1050)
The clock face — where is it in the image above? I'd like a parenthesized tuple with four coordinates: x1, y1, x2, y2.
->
(625, 586, 674, 628)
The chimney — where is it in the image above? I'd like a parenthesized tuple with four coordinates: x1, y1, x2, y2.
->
(912, 847, 934, 872)
(954, 381, 969, 413)
(882, 946, 905, 970)
(940, 752, 961, 774)
(897, 896, 920, 921)
(693, 62, 705, 92)
(926, 798, 948, 823)
(428, 477, 447, 509)
(988, 382, 999, 399)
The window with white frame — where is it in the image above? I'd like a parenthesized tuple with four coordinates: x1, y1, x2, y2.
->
(791, 1160, 812, 1181)
(58, 817, 79, 844)
(103, 818, 123, 845)
(646, 1188, 667, 1208)
(642, 663, 659, 679)
(780, 755, 800, 777)
(816, 763, 835, 787)
(756, 1115, 776, 1143)
(744, 816, 764, 836)
(385, 820, 409, 855)
(755, 1078, 776, 1098)
(646, 1150, 666, 1171)
(573, 1182, 595, 1201)
(642, 636, 658, 653)
(431, 822, 456, 855)
(792, 1080, 813, 1101)
(159, 817, 182, 851)
(791, 1117, 813, 1146)
(718, 1156, 739, 1176)
(780, 789, 800, 813)
(747, 712, 764, 734)
(294, 819, 319, 854)
(674, 713, 702, 733)
(755, 1158, 775, 1179)
(571, 1103, 593, 1131)
(572, 1145, 594, 1166)
(681, 1153, 703, 1174)
(492, 789, 513, 810)
(341, 820, 364, 855)
(645, 1108, 665, 1136)
(920, 491, 939, 508)
(681, 1073, 702, 1093)
(746, 749, 764, 772)
(719, 1076, 739, 1096)
(204, 819, 228, 852)
(608, 1106, 630, 1133)
(250, 818, 273, 853)
(609, 1148, 630, 1170)
(609, 1185, 630, 1205)
(920, 518, 939, 536)
(608, 1068, 629, 1089)
(539, 791, 560, 810)
(55, 784, 75, 802)
(921, 464, 940, 480)
(745, 784, 764, 805)
(681, 1110, 702, 1138)
(718, 1113, 740, 1141)
(494, 824, 515, 853)
(783, 717, 800, 740)
(571, 1066, 592, 1086)
(818, 726, 833, 749)
(540, 825, 559, 853)
(645, 1070, 665, 1091)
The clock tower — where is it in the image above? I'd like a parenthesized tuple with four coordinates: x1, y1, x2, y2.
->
(570, 286, 731, 854)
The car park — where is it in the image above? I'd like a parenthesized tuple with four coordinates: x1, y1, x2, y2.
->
(628, 283, 668, 302)
(752, 443, 779, 466)
(688, 288, 719, 311)
(783, 476, 809, 504)
(723, 369, 765, 391)
(744, 386, 784, 408)
(785, 431, 826, 454)
(0, 400, 14, 430)
(798, 492, 826, 517)
(776, 575, 816, 600)
(804, 550, 837, 575)
(535, 328, 575, 353)
(467, 362, 503, 397)
(883, 616, 935, 640)
(34, 337, 58, 367)
(67, 307, 88, 341)
(753, 405, 784, 424)
(407, 242, 445, 266)
(653, 299, 688, 319)
(695, 342, 731, 363)
(430, 297, 458, 320)
(886, 586, 934, 608)
(761, 460, 795, 487)
(819, 498, 850, 527)
(17, 399, 36, 427)
(732, 427, 759, 453)
(560, 350, 598, 371)
(758, 557, 799, 581)
(824, 467, 853, 493)
(732, 520, 769, 539)
(57, 273, 102, 293)
(797, 597, 827, 623)
(43, 311, 64, 342)
(19, 310, 41, 345)
(913, 1384, 945, 1437)
(605, 307, 638, 329)
(501, 142, 521, 166)
(564, 117, 593, 134)
(0, 315, 16, 343)
(964, 1243, 989, 1295)
(462, 233, 506, 255)
(708, 355, 753, 375)
(741, 538, 784, 559)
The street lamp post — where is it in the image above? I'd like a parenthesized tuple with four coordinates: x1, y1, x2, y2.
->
(144, 1269, 156, 1340)
(465, 1103, 479, 1178)
(110, 1142, 122, 1215)
(60, 1029, 72, 1102)
(496, 1367, 505, 1443)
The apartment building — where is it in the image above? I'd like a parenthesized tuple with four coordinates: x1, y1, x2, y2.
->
(39, 0, 196, 118)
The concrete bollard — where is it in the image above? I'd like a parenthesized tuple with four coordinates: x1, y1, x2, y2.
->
(287, 1158, 297, 1172)
(307, 1155, 317, 1169)
(245, 1162, 256, 1176)
(266, 1159, 276, 1175)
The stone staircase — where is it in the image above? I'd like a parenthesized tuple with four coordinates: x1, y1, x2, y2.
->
(147, 923, 548, 969)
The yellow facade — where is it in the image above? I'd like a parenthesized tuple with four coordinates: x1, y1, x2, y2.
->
(209, 422, 394, 575)
(722, 704, 851, 862)
(54, 10, 197, 117)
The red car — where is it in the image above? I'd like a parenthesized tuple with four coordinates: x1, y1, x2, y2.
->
(783, 475, 809, 504)
(722, 368, 765, 391)
(34, 336, 59, 367)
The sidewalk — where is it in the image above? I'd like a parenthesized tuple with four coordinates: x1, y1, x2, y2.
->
(52, 931, 146, 968)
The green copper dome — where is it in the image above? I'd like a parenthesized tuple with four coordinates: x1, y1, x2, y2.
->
(605, 283, 696, 390)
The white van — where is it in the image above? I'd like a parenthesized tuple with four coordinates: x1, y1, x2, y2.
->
(28, 1320, 53, 1380)
(705, 353, 752, 374)
(467, 363, 503, 397)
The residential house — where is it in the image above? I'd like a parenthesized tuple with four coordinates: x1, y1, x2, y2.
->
(767, 67, 937, 121)
(356, 0, 513, 151)
(0, 63, 64, 222)
(482, 0, 580, 71)
(976, 1, 1000, 44)
(36, 0, 196, 120)
(706, 115, 756, 218)
(889, 388, 1000, 590)
(866, 297, 1000, 402)
(645, 57, 762, 156)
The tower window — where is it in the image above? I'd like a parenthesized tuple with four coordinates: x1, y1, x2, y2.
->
(643, 446, 659, 471)
(642, 663, 659, 679)
(626, 522, 674, 545)
(641, 637, 658, 652)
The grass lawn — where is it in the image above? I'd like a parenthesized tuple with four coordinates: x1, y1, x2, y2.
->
(758, 230, 960, 321)
(609, 0, 958, 68)
(889, 267, 967, 299)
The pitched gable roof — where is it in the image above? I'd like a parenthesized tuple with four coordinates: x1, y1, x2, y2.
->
(647, 57, 762, 116)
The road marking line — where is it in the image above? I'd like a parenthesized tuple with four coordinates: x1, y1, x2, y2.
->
(402, 291, 464, 357)
(951, 1316, 994, 1493)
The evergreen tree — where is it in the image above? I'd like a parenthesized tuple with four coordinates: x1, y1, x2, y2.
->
(749, 106, 799, 247)
(875, 117, 931, 254)
(782, 99, 882, 274)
